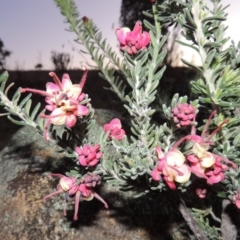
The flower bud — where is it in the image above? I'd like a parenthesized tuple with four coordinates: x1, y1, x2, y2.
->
(196, 188, 207, 198)
(171, 103, 195, 128)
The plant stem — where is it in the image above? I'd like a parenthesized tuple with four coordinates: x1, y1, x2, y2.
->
(179, 198, 207, 240)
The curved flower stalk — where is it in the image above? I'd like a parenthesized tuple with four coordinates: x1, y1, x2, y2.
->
(20, 68, 89, 140)
(42, 173, 108, 221)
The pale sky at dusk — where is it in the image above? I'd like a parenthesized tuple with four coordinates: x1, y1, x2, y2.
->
(1, 0, 122, 70)
(1, 0, 240, 70)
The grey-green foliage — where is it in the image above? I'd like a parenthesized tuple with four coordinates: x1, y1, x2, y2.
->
(152, 0, 240, 237)
(0, 71, 45, 130)
(0, 71, 97, 162)
(54, 0, 130, 102)
(53, 0, 170, 194)
(97, 4, 178, 194)
(156, 0, 240, 110)
(52, 0, 240, 199)
(191, 207, 221, 240)
(154, 0, 240, 161)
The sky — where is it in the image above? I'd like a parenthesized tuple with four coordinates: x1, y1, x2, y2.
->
(1, 0, 240, 70)
(1, 0, 122, 70)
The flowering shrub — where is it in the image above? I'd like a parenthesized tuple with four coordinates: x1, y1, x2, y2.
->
(1, 0, 240, 239)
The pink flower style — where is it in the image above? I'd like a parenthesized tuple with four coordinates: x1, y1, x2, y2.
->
(174, 110, 237, 184)
(171, 103, 196, 128)
(103, 118, 126, 140)
(20, 68, 89, 140)
(152, 147, 191, 189)
(42, 173, 108, 221)
(76, 144, 103, 167)
(115, 21, 150, 55)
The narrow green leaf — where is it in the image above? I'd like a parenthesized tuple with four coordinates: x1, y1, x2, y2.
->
(7, 116, 26, 126)
(175, 39, 199, 52)
(181, 58, 203, 73)
(30, 102, 41, 120)
(24, 99, 32, 115)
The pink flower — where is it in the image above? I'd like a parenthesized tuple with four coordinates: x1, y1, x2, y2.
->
(42, 173, 108, 221)
(103, 118, 126, 140)
(172, 111, 237, 181)
(152, 147, 191, 189)
(187, 154, 207, 179)
(187, 153, 230, 185)
(205, 157, 229, 184)
(20, 68, 89, 141)
(171, 103, 195, 128)
(153, 111, 236, 186)
(41, 99, 89, 127)
(76, 144, 103, 167)
(115, 21, 150, 55)
(42, 174, 78, 201)
(196, 188, 207, 198)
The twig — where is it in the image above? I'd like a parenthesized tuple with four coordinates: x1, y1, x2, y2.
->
(179, 198, 207, 240)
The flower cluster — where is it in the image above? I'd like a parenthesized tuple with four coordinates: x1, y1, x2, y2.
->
(171, 103, 195, 128)
(103, 118, 126, 140)
(42, 173, 108, 221)
(185, 111, 237, 184)
(76, 144, 102, 167)
(115, 21, 150, 55)
(152, 110, 237, 188)
(20, 69, 89, 140)
(152, 147, 191, 189)
(82, 173, 101, 187)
